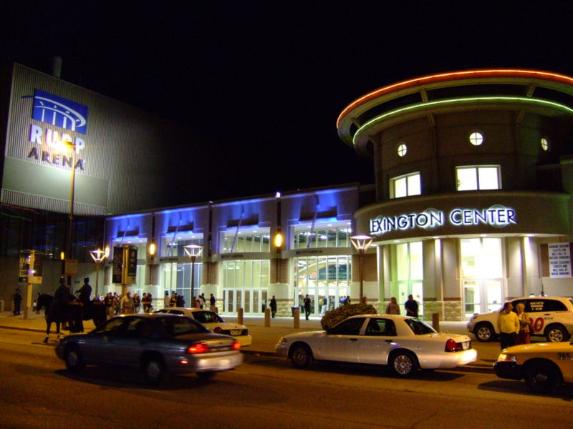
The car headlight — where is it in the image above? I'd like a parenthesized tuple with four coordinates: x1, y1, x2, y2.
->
(278, 337, 288, 344)
(497, 353, 517, 362)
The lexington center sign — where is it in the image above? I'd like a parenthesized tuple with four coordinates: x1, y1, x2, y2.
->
(370, 205, 517, 236)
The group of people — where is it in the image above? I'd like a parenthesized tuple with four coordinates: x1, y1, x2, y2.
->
(162, 291, 218, 311)
(102, 291, 150, 317)
(498, 302, 531, 349)
(385, 295, 419, 318)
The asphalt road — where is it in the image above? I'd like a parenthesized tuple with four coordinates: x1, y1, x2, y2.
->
(1, 328, 572, 429)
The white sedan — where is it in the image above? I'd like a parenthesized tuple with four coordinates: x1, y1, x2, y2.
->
(275, 314, 477, 376)
(155, 308, 252, 346)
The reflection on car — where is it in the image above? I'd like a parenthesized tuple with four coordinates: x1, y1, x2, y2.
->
(154, 308, 252, 346)
(276, 314, 477, 376)
(55, 314, 242, 385)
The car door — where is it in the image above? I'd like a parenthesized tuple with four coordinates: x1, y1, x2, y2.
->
(358, 318, 397, 365)
(105, 317, 147, 367)
(524, 299, 567, 336)
(317, 317, 366, 363)
(82, 317, 126, 365)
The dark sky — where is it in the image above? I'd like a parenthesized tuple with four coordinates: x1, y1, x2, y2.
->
(2, 1, 573, 203)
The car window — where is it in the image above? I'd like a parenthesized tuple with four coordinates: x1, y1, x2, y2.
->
(158, 316, 209, 337)
(123, 318, 147, 337)
(193, 311, 224, 323)
(169, 310, 185, 315)
(404, 318, 436, 335)
(94, 317, 125, 335)
(365, 318, 397, 336)
(328, 318, 365, 335)
(541, 299, 567, 312)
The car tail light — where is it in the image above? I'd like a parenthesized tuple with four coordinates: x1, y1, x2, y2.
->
(445, 338, 461, 352)
(187, 342, 209, 354)
(213, 327, 222, 334)
(232, 340, 241, 351)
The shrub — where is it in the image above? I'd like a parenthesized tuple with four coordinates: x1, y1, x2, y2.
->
(320, 303, 377, 330)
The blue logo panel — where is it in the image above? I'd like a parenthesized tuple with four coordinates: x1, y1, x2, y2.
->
(32, 89, 88, 134)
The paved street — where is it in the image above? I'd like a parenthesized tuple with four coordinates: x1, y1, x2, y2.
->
(1, 328, 572, 429)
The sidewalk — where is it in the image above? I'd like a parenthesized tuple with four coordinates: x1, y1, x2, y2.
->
(0, 312, 497, 371)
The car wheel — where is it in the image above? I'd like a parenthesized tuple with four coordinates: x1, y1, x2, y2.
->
(197, 371, 216, 381)
(290, 344, 313, 369)
(390, 351, 418, 377)
(143, 358, 165, 386)
(64, 346, 84, 372)
(545, 325, 568, 343)
(474, 323, 495, 342)
(525, 362, 562, 394)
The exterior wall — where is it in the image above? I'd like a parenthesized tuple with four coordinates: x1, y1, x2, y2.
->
(1, 63, 181, 215)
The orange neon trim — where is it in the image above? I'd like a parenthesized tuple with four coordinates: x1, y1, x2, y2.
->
(336, 69, 573, 128)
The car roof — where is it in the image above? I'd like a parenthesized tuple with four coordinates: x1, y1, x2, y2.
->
(345, 314, 416, 320)
(114, 313, 187, 319)
(162, 307, 205, 312)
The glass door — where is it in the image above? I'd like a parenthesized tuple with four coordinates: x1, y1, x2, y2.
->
(461, 238, 504, 317)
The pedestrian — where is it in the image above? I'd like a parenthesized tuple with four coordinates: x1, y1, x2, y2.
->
(498, 302, 519, 349)
(405, 294, 419, 318)
(121, 292, 134, 314)
(12, 288, 22, 316)
(515, 303, 531, 345)
(176, 293, 185, 307)
(210, 293, 216, 312)
(104, 293, 114, 318)
(270, 295, 277, 318)
(385, 297, 400, 315)
(303, 294, 311, 320)
(164, 290, 171, 308)
(133, 293, 141, 313)
(113, 293, 121, 315)
(346, 295, 351, 305)
(142, 293, 150, 312)
(75, 277, 92, 332)
(170, 292, 177, 307)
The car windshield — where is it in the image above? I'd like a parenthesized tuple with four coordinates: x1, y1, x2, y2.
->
(192, 311, 224, 323)
(158, 316, 209, 337)
(568, 298, 573, 309)
(404, 319, 436, 335)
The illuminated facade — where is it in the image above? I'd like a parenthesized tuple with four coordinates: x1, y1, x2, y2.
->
(338, 69, 573, 320)
(104, 185, 368, 316)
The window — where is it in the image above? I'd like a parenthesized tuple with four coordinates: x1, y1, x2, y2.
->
(404, 319, 436, 335)
(456, 165, 500, 191)
(525, 299, 567, 312)
(328, 317, 365, 335)
(365, 318, 397, 336)
(390, 172, 421, 199)
(221, 228, 270, 253)
(469, 131, 484, 146)
(541, 137, 550, 151)
(397, 143, 407, 157)
(193, 311, 224, 323)
(292, 221, 351, 249)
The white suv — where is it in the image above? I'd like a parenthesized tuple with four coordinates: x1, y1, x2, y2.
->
(467, 296, 573, 343)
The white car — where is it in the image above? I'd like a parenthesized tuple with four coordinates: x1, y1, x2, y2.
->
(275, 314, 477, 376)
(467, 296, 573, 343)
(155, 308, 252, 346)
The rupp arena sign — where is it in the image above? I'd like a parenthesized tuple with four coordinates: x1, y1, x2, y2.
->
(369, 205, 517, 236)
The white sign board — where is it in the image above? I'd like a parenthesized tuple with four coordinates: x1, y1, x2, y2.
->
(548, 243, 572, 278)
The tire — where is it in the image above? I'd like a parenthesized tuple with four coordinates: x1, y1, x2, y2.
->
(525, 361, 562, 394)
(143, 358, 165, 386)
(197, 371, 216, 381)
(474, 323, 495, 342)
(290, 344, 313, 369)
(390, 351, 418, 377)
(545, 325, 568, 343)
(64, 346, 84, 372)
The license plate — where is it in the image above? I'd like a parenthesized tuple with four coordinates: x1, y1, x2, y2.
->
(462, 342, 470, 350)
(231, 330, 241, 336)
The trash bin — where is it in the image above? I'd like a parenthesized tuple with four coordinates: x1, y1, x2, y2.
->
(291, 306, 300, 317)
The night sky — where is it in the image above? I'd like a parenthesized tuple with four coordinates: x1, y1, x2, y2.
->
(2, 1, 573, 204)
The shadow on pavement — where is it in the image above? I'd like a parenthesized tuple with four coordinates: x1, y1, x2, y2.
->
(245, 353, 464, 382)
(478, 380, 573, 401)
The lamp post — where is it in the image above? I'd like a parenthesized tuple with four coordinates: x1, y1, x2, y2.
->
(184, 244, 203, 308)
(350, 234, 373, 302)
(90, 246, 109, 298)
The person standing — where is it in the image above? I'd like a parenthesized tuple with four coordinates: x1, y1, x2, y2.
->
(498, 302, 519, 349)
(164, 291, 171, 308)
(270, 295, 277, 318)
(12, 288, 22, 316)
(385, 297, 400, 315)
(515, 303, 531, 345)
(405, 294, 419, 318)
(121, 292, 134, 314)
(210, 293, 216, 311)
(303, 294, 312, 320)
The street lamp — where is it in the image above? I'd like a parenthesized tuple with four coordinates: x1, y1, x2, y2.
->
(350, 234, 373, 302)
(90, 246, 109, 298)
(184, 244, 203, 308)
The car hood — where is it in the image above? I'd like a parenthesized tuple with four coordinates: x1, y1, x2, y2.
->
(505, 342, 573, 354)
(283, 330, 326, 340)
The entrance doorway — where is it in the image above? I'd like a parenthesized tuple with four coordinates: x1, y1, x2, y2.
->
(395, 242, 424, 316)
(461, 238, 504, 317)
